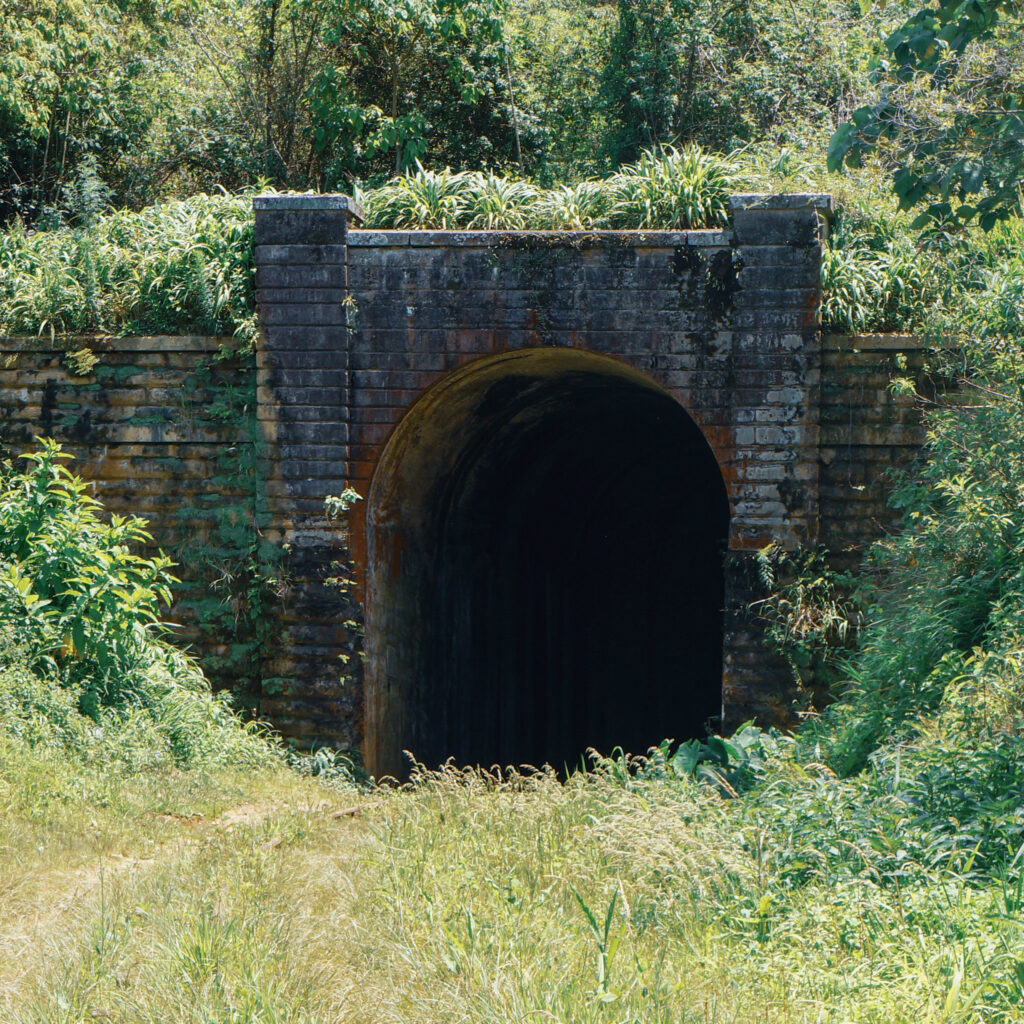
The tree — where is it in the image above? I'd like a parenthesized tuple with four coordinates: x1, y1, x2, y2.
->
(0, 0, 179, 221)
(597, 0, 864, 168)
(829, 0, 1024, 230)
(180, 0, 522, 191)
(180, 0, 326, 187)
(307, 0, 520, 186)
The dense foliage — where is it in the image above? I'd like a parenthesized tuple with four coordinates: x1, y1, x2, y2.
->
(0, 439, 274, 770)
(0, 0, 926, 217)
(0, 190, 256, 342)
(809, 222, 1024, 774)
(0, 146, 942, 343)
(829, 0, 1024, 230)
(0, 0, 181, 221)
(0, 147, 738, 341)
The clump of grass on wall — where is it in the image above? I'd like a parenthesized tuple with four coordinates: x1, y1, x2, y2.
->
(606, 144, 733, 228)
(358, 145, 735, 230)
(0, 191, 257, 346)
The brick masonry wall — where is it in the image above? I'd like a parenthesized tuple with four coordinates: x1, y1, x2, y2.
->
(253, 193, 842, 770)
(253, 196, 363, 745)
(0, 209, 942, 768)
(0, 334, 265, 704)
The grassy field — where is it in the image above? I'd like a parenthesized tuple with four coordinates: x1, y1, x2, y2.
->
(4, 740, 1022, 1024)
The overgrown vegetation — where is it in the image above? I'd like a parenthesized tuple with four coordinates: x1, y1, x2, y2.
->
(6, 0, 1024, 1017)
(9, 749, 1024, 1022)
(358, 144, 733, 228)
(0, 439, 274, 771)
(753, 211, 1024, 781)
(0, 190, 257, 344)
(0, 145, 955, 345)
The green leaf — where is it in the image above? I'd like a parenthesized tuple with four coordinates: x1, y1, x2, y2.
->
(827, 123, 860, 172)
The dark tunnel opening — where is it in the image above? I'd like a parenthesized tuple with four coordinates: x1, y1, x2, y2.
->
(365, 351, 730, 776)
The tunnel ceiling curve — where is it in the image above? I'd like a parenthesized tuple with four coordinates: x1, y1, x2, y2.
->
(365, 348, 730, 778)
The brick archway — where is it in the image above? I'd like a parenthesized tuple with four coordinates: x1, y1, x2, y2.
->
(364, 348, 729, 777)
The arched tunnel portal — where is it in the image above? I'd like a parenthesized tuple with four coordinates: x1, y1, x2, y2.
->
(365, 349, 730, 778)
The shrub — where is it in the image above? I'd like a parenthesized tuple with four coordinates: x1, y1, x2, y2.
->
(462, 172, 542, 229)
(359, 145, 733, 231)
(753, 543, 862, 702)
(0, 440, 275, 770)
(533, 181, 610, 229)
(0, 442, 178, 712)
(820, 211, 938, 333)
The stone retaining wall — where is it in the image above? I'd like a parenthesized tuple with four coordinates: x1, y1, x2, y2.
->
(0, 334, 265, 706)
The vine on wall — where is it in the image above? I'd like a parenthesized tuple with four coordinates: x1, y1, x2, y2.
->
(164, 346, 285, 713)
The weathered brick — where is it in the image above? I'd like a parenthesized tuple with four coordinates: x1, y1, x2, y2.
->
(259, 303, 350, 327)
(254, 208, 351, 246)
(261, 368, 347, 387)
(257, 287, 350, 305)
(255, 265, 348, 289)
(259, 349, 347, 371)
(254, 244, 348, 265)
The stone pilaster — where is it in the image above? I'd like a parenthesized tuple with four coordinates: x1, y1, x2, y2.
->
(721, 193, 833, 726)
(253, 193, 366, 748)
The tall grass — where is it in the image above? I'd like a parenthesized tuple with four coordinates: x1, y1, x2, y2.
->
(359, 145, 735, 230)
(0, 191, 257, 345)
(9, 752, 1024, 1022)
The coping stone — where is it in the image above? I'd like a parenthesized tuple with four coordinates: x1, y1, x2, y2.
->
(253, 194, 365, 222)
(730, 193, 834, 216)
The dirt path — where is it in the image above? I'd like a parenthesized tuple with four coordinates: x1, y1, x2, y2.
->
(0, 800, 287, 1010)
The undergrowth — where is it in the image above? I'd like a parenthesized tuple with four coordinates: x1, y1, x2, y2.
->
(0, 439, 276, 773)
(13, 752, 1024, 1023)
(759, 211, 1024, 780)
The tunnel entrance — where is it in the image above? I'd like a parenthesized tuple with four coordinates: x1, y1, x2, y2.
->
(364, 350, 730, 778)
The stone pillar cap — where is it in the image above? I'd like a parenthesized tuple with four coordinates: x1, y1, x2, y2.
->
(253, 193, 365, 223)
(730, 193, 834, 218)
